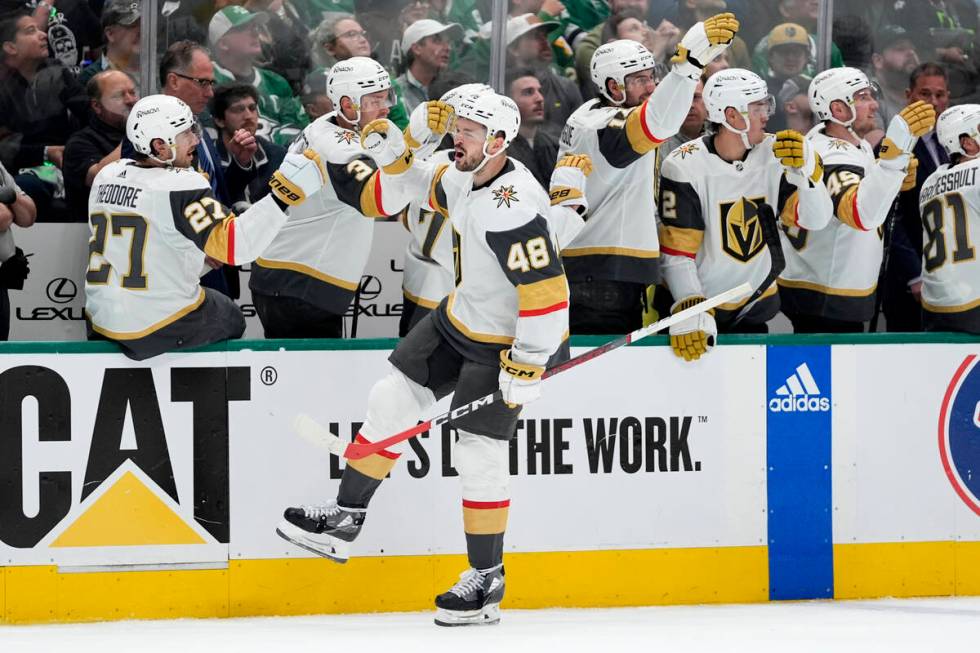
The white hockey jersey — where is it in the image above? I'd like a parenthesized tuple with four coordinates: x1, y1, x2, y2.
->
(556, 70, 696, 285)
(658, 134, 830, 326)
(399, 149, 455, 332)
(918, 158, 980, 333)
(778, 124, 902, 322)
(85, 160, 288, 339)
(249, 113, 411, 315)
(384, 157, 569, 367)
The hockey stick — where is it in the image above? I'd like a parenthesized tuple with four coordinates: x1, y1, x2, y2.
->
(294, 282, 752, 460)
(868, 196, 901, 333)
(731, 202, 785, 327)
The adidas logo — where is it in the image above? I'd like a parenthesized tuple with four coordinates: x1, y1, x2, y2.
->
(769, 363, 830, 413)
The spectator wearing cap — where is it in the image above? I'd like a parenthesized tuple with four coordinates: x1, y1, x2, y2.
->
(871, 25, 920, 129)
(78, 0, 139, 85)
(764, 23, 810, 97)
(751, 0, 844, 78)
(0, 10, 87, 220)
(211, 83, 285, 216)
(301, 67, 332, 120)
(505, 67, 559, 189)
(63, 70, 138, 221)
(882, 62, 951, 333)
(395, 19, 461, 114)
(507, 13, 582, 139)
(209, 5, 309, 147)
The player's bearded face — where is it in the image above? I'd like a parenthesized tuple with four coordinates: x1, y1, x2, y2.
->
(357, 90, 393, 127)
(624, 69, 656, 107)
(172, 128, 200, 168)
(849, 88, 879, 136)
(452, 118, 489, 172)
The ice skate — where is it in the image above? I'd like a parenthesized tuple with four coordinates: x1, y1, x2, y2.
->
(434, 565, 505, 626)
(275, 501, 365, 563)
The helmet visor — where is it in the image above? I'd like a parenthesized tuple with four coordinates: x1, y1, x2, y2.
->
(747, 95, 776, 119)
(359, 89, 395, 113)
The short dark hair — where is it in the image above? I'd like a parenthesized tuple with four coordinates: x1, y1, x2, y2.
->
(211, 83, 259, 120)
(908, 62, 948, 90)
(602, 7, 645, 45)
(159, 40, 209, 87)
(0, 10, 30, 52)
(505, 67, 539, 96)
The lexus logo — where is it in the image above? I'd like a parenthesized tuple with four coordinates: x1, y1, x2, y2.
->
(46, 278, 77, 304)
(357, 275, 382, 302)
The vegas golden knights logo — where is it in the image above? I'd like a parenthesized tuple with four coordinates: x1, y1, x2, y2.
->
(719, 196, 767, 263)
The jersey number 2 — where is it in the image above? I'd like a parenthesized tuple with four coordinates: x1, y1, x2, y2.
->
(86, 212, 149, 288)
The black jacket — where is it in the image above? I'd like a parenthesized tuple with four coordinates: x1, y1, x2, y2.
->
(63, 114, 125, 221)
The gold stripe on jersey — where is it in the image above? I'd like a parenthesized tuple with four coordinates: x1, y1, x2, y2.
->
(428, 164, 450, 218)
(446, 293, 514, 345)
(922, 296, 980, 313)
(403, 288, 440, 309)
(359, 172, 386, 217)
(462, 506, 509, 534)
(347, 454, 398, 480)
(561, 246, 660, 258)
(87, 289, 206, 340)
(517, 275, 568, 313)
(777, 277, 876, 297)
(625, 101, 663, 155)
(835, 185, 866, 231)
(780, 191, 800, 228)
(718, 284, 777, 310)
(254, 257, 360, 291)
(659, 225, 703, 257)
(203, 217, 235, 263)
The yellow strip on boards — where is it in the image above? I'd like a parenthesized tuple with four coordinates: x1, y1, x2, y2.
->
(2, 546, 766, 624)
(834, 541, 980, 599)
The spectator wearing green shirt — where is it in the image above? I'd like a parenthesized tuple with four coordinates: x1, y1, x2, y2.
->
(209, 6, 309, 146)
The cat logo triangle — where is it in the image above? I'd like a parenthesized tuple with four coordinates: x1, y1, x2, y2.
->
(49, 463, 209, 547)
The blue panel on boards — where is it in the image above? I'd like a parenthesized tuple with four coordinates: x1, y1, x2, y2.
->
(766, 344, 833, 600)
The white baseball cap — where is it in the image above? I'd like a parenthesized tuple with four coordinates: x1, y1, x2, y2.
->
(506, 13, 558, 46)
(401, 19, 463, 53)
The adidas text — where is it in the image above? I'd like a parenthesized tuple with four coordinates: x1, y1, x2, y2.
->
(769, 395, 830, 412)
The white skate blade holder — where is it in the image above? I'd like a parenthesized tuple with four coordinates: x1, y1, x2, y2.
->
(275, 519, 351, 563)
(434, 603, 501, 627)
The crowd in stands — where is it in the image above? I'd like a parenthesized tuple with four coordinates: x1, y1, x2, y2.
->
(0, 0, 977, 343)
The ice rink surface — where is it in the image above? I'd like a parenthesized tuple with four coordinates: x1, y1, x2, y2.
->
(3, 597, 980, 653)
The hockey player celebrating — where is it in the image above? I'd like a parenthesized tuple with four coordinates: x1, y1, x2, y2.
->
(778, 67, 935, 333)
(557, 12, 739, 335)
(398, 83, 492, 335)
(658, 68, 833, 359)
(84, 94, 326, 360)
(918, 104, 980, 333)
(276, 91, 592, 627)
(248, 57, 416, 338)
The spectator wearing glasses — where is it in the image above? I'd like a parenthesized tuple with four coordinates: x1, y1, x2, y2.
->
(211, 83, 286, 214)
(64, 70, 138, 221)
(395, 19, 461, 114)
(209, 6, 308, 147)
(151, 40, 254, 298)
(78, 0, 140, 85)
(882, 63, 951, 332)
(309, 13, 410, 127)
(0, 10, 87, 220)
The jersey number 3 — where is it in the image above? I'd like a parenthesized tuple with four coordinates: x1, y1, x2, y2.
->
(507, 237, 550, 273)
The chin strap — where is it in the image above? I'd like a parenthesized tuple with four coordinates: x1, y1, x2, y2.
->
(724, 117, 753, 150)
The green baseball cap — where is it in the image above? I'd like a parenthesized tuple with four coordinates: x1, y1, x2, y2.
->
(208, 6, 269, 47)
